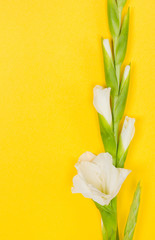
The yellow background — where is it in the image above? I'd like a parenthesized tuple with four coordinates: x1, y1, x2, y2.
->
(0, 0, 154, 239)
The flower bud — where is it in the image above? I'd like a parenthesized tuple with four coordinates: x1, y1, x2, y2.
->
(117, 116, 135, 167)
(102, 39, 118, 97)
(115, 9, 130, 65)
(117, 0, 127, 8)
(107, 0, 120, 38)
(93, 86, 112, 126)
(103, 39, 112, 58)
(114, 65, 131, 122)
(121, 116, 135, 151)
(120, 65, 130, 92)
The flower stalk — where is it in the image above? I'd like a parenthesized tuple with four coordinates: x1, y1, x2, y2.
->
(97, 1, 140, 239)
(72, 0, 141, 239)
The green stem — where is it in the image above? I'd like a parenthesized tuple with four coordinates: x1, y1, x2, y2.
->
(114, 120, 119, 147)
(113, 38, 121, 88)
(113, 28, 121, 165)
(95, 198, 118, 240)
(112, 96, 120, 165)
(98, 4, 123, 240)
(108, 18, 122, 239)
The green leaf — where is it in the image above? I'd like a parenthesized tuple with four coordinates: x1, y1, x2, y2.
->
(107, 0, 120, 38)
(114, 65, 130, 122)
(117, 0, 128, 8)
(98, 114, 117, 165)
(124, 183, 141, 240)
(102, 39, 119, 99)
(115, 8, 130, 64)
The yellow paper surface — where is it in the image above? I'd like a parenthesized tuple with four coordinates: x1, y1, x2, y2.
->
(0, 0, 154, 239)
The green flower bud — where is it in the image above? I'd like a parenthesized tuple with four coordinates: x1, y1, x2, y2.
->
(102, 39, 119, 98)
(98, 114, 117, 165)
(115, 8, 130, 65)
(117, 0, 128, 9)
(107, 0, 120, 38)
(114, 65, 131, 122)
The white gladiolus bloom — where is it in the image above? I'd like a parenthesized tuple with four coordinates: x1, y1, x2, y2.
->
(72, 152, 131, 206)
(121, 116, 135, 151)
(93, 86, 112, 125)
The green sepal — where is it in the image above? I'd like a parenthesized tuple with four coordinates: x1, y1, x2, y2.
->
(102, 39, 119, 99)
(95, 198, 118, 240)
(98, 113, 117, 165)
(107, 0, 120, 38)
(117, 0, 128, 8)
(124, 183, 141, 240)
(114, 65, 130, 122)
(117, 137, 128, 167)
(115, 8, 130, 65)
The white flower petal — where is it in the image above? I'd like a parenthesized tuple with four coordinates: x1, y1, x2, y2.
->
(78, 151, 96, 162)
(88, 184, 111, 205)
(93, 153, 113, 194)
(92, 195, 108, 205)
(75, 161, 102, 191)
(71, 175, 92, 198)
(108, 168, 131, 198)
(72, 175, 109, 205)
(93, 153, 131, 196)
(121, 116, 135, 151)
(93, 86, 112, 125)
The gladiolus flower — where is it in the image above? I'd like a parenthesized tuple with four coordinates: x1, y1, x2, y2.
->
(72, 152, 131, 206)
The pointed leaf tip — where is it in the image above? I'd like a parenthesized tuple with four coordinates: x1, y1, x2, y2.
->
(124, 182, 141, 240)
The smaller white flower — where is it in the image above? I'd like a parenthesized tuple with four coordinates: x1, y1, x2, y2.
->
(121, 116, 135, 151)
(72, 152, 131, 206)
(93, 86, 112, 126)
